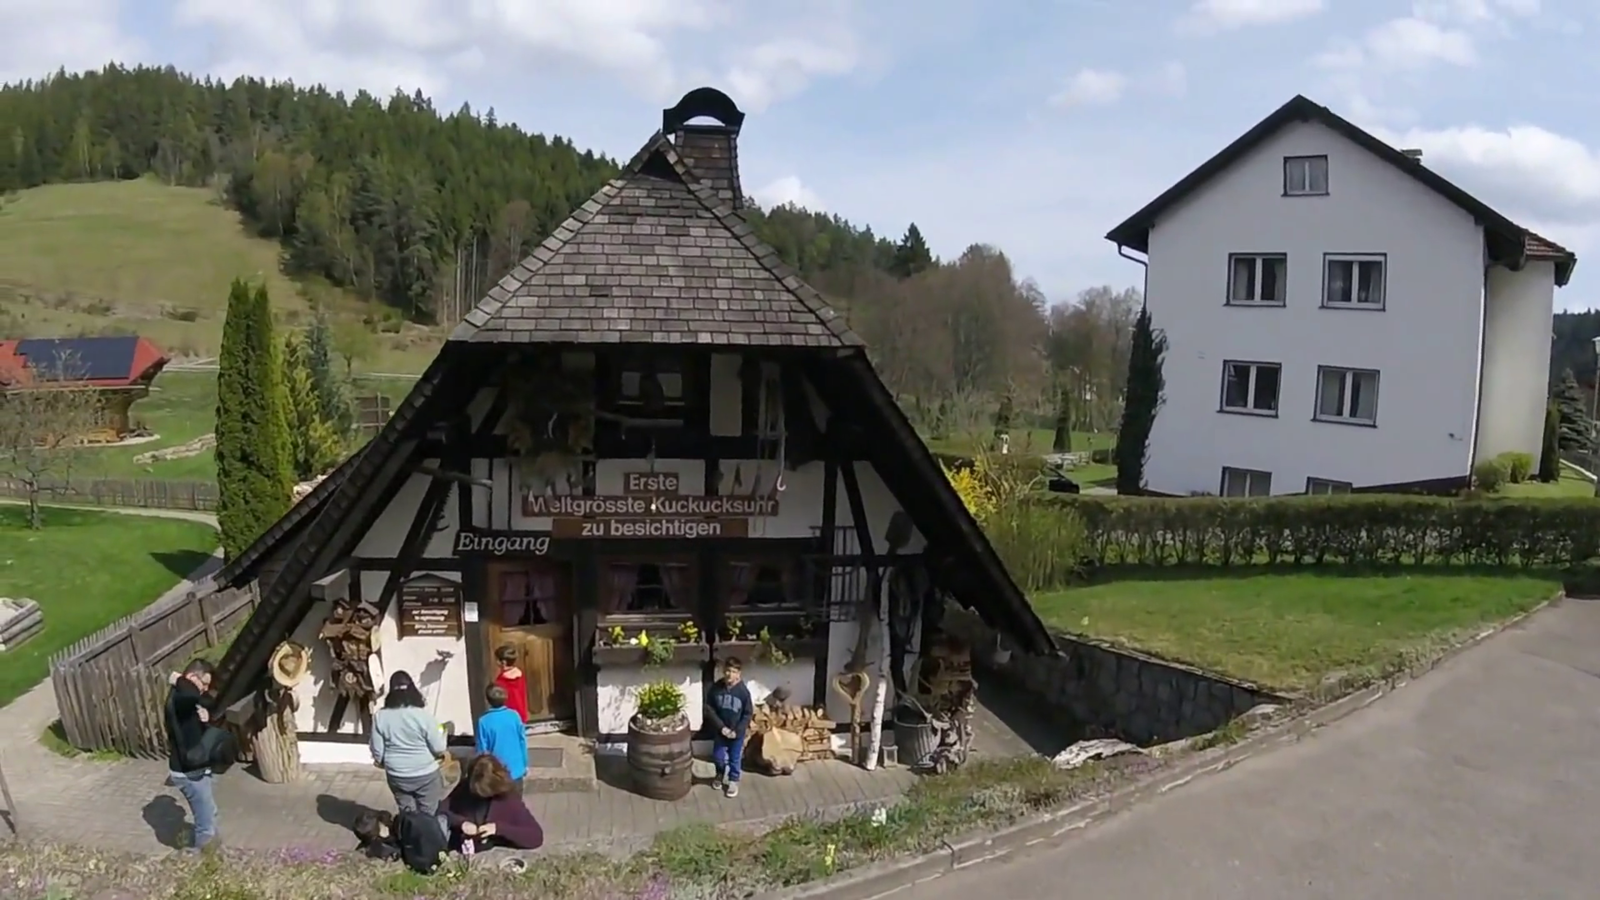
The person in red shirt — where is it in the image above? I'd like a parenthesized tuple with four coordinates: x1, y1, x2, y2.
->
(493, 644, 530, 724)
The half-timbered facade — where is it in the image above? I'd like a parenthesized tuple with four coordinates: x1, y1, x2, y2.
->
(210, 88, 1054, 764)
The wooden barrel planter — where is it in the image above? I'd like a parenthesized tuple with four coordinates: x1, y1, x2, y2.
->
(627, 716, 693, 801)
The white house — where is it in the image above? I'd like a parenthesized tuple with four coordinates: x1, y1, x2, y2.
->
(1105, 95, 1576, 497)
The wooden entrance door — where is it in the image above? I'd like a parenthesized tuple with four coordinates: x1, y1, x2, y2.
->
(484, 561, 576, 723)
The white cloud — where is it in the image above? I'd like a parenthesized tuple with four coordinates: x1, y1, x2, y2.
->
(1181, 0, 1324, 32)
(1318, 17, 1478, 70)
(753, 175, 825, 211)
(1148, 61, 1188, 98)
(0, 0, 141, 85)
(153, 0, 860, 110)
(1050, 68, 1126, 108)
(1382, 122, 1600, 221)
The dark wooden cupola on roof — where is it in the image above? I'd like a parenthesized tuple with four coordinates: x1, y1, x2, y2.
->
(452, 88, 859, 348)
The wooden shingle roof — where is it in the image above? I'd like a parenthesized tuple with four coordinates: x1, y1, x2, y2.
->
(451, 127, 862, 348)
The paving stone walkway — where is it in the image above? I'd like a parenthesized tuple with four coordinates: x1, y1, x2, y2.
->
(2, 662, 1055, 856)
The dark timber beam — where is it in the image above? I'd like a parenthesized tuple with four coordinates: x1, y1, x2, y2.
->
(374, 470, 456, 618)
(412, 463, 492, 489)
(838, 455, 880, 672)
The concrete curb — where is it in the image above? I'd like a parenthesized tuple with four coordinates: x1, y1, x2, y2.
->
(757, 593, 1561, 900)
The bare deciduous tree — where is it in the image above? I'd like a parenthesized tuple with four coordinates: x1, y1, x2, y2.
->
(0, 352, 101, 529)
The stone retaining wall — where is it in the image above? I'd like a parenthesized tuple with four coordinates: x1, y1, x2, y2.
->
(945, 607, 1284, 745)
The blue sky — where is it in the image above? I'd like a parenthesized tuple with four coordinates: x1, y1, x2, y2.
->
(4, 0, 1598, 309)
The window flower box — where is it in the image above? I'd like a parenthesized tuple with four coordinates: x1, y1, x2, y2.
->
(594, 622, 710, 667)
(713, 636, 826, 665)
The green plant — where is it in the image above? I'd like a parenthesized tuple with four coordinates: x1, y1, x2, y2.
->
(639, 631, 675, 667)
(283, 328, 345, 481)
(724, 616, 747, 641)
(1540, 400, 1562, 483)
(677, 620, 701, 644)
(215, 278, 294, 561)
(635, 680, 686, 721)
(985, 501, 1089, 592)
(1035, 494, 1600, 569)
(1114, 307, 1166, 495)
(606, 624, 627, 645)
(1473, 458, 1509, 493)
(758, 626, 792, 665)
(1498, 451, 1535, 484)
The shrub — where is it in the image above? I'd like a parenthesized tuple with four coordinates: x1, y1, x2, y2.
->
(1033, 494, 1600, 569)
(1114, 308, 1166, 494)
(215, 279, 294, 561)
(635, 680, 685, 721)
(987, 502, 1089, 592)
(1473, 458, 1508, 493)
(1498, 451, 1535, 484)
(1090, 447, 1113, 465)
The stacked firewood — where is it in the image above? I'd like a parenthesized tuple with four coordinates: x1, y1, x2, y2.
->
(749, 691, 835, 766)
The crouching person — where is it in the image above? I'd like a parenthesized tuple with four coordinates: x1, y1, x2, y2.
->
(443, 754, 545, 853)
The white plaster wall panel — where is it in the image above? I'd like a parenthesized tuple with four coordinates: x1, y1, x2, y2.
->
(362, 570, 474, 737)
(1477, 262, 1557, 461)
(738, 657, 816, 709)
(596, 663, 704, 734)
(1141, 119, 1487, 494)
(353, 471, 429, 558)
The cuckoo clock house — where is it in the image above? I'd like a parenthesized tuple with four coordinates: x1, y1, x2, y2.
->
(207, 89, 1054, 775)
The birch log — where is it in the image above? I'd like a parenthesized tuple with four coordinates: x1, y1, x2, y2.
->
(864, 575, 892, 771)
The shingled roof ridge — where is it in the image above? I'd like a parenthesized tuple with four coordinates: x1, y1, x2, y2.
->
(448, 175, 630, 342)
(650, 139, 864, 347)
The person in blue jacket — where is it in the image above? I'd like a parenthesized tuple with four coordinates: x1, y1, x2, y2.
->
(704, 657, 754, 797)
(476, 683, 530, 791)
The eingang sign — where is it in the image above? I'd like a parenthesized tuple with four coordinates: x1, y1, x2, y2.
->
(452, 530, 552, 557)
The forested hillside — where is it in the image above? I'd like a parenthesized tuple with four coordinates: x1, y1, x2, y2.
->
(0, 65, 1128, 436)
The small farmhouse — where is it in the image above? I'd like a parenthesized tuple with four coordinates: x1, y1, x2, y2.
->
(209, 88, 1053, 768)
(0, 336, 169, 442)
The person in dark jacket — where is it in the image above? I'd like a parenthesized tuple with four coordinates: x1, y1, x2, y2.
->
(442, 754, 545, 852)
(164, 658, 219, 851)
(351, 809, 402, 861)
(704, 657, 754, 798)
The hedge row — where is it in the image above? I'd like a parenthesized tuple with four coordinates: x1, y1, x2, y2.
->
(1031, 495, 1600, 569)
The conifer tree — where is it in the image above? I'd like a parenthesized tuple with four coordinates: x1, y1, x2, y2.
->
(215, 279, 294, 560)
(1052, 386, 1073, 453)
(890, 223, 934, 279)
(1554, 369, 1595, 456)
(283, 329, 346, 480)
(1115, 307, 1167, 495)
(1539, 400, 1561, 483)
(304, 310, 352, 437)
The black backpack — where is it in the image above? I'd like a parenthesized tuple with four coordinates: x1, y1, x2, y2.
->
(396, 809, 449, 875)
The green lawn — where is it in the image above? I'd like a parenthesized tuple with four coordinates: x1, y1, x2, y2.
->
(0, 506, 219, 706)
(1500, 466, 1596, 498)
(1032, 569, 1560, 693)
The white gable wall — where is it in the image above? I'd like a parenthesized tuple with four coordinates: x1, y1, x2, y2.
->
(1142, 119, 1486, 494)
(1476, 262, 1557, 462)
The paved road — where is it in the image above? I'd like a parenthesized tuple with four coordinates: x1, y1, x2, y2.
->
(916, 598, 1600, 900)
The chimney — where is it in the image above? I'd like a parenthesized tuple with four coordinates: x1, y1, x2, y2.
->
(1401, 148, 1423, 160)
(663, 87, 746, 209)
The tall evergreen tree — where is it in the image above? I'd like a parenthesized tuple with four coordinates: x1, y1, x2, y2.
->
(283, 329, 346, 480)
(890, 223, 934, 279)
(304, 310, 352, 436)
(1539, 400, 1562, 483)
(215, 279, 294, 560)
(1115, 308, 1167, 495)
(1553, 369, 1594, 456)
(1051, 386, 1073, 453)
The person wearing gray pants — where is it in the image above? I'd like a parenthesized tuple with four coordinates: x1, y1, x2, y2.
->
(370, 671, 448, 814)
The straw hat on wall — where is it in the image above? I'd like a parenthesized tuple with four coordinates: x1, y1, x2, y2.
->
(268, 641, 311, 690)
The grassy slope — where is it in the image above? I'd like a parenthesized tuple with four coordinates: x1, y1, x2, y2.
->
(0, 506, 219, 706)
(0, 178, 442, 373)
(1500, 466, 1595, 498)
(1032, 569, 1559, 692)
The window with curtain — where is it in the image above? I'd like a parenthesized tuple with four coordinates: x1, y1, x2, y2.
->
(499, 566, 558, 627)
(601, 561, 695, 616)
(725, 559, 799, 609)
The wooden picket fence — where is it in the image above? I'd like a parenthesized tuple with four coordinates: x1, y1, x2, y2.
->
(48, 583, 258, 758)
(0, 477, 219, 512)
